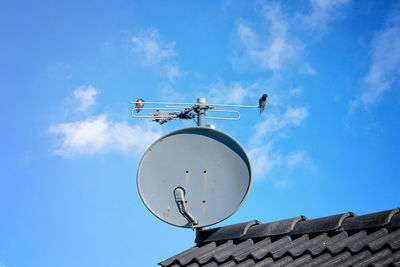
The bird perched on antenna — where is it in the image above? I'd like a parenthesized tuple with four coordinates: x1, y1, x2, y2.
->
(258, 94, 268, 114)
(135, 99, 145, 113)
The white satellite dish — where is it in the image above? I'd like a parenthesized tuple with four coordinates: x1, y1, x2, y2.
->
(137, 127, 252, 228)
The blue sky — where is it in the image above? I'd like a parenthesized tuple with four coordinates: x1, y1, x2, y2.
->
(1, 0, 400, 266)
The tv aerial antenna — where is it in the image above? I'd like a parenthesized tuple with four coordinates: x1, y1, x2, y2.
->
(131, 96, 267, 127)
(133, 95, 268, 234)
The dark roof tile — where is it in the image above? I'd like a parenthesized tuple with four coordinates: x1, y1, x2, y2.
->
(369, 249, 399, 267)
(389, 212, 400, 227)
(340, 250, 372, 266)
(298, 252, 332, 267)
(244, 216, 307, 239)
(236, 258, 255, 267)
(253, 257, 273, 266)
(321, 251, 352, 267)
(390, 250, 400, 265)
(287, 233, 329, 257)
(160, 242, 217, 266)
(286, 254, 312, 267)
(326, 230, 367, 254)
(234, 237, 271, 262)
(197, 241, 234, 265)
(291, 212, 354, 235)
(213, 239, 254, 263)
(218, 260, 235, 267)
(271, 234, 309, 258)
(202, 261, 217, 267)
(195, 220, 259, 244)
(368, 228, 400, 251)
(341, 208, 399, 230)
(353, 248, 391, 267)
(269, 255, 293, 266)
(250, 236, 292, 260)
(348, 228, 388, 252)
(160, 208, 400, 267)
(309, 231, 348, 256)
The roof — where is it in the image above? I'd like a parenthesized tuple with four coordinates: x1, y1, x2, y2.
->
(159, 208, 400, 266)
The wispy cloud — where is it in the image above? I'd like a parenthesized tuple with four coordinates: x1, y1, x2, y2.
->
(49, 115, 161, 158)
(72, 85, 99, 111)
(49, 88, 162, 158)
(350, 9, 400, 110)
(248, 143, 313, 182)
(236, 3, 299, 70)
(301, 64, 317, 75)
(248, 142, 281, 179)
(301, 0, 351, 30)
(246, 104, 311, 183)
(164, 63, 182, 81)
(289, 87, 302, 96)
(131, 29, 182, 81)
(252, 106, 308, 144)
(131, 29, 177, 65)
(233, 1, 351, 72)
(287, 150, 314, 169)
(205, 80, 257, 104)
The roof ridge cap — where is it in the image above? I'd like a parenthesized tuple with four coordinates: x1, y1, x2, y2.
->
(195, 220, 260, 244)
(244, 216, 307, 239)
(386, 208, 400, 224)
(341, 208, 400, 231)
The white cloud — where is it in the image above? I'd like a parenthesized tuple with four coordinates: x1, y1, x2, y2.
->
(237, 23, 258, 49)
(164, 63, 182, 81)
(49, 89, 162, 158)
(302, 0, 351, 30)
(248, 143, 281, 179)
(301, 64, 317, 75)
(49, 115, 162, 158)
(349, 10, 400, 112)
(205, 81, 257, 104)
(237, 3, 299, 70)
(248, 144, 313, 182)
(252, 106, 308, 143)
(289, 87, 302, 96)
(358, 12, 400, 106)
(286, 150, 315, 170)
(73, 85, 99, 111)
(234, 1, 349, 72)
(247, 105, 311, 183)
(131, 29, 176, 65)
(287, 151, 307, 167)
(131, 29, 182, 82)
(274, 180, 290, 188)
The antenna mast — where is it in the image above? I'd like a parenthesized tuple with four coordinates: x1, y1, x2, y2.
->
(197, 98, 206, 127)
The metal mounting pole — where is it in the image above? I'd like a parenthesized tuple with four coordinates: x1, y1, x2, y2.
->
(197, 98, 206, 127)
(197, 98, 206, 235)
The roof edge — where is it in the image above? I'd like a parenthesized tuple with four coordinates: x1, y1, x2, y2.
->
(194, 208, 400, 244)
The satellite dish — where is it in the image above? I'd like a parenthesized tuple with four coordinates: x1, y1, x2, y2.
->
(137, 127, 252, 228)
